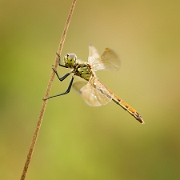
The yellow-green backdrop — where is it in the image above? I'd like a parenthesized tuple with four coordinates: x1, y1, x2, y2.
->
(1, 0, 180, 179)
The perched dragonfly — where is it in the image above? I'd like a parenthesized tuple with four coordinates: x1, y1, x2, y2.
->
(44, 45, 144, 124)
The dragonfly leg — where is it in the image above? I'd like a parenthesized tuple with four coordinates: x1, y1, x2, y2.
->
(52, 68, 71, 81)
(56, 52, 67, 68)
(43, 76, 74, 100)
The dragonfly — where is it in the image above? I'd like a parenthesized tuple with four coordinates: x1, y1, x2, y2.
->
(44, 45, 144, 124)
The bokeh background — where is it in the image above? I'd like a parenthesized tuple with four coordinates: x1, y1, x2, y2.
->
(1, 0, 180, 179)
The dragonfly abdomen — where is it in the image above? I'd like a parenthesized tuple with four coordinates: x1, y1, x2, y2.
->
(112, 94, 144, 124)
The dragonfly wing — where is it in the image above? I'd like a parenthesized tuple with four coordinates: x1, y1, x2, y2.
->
(73, 78, 113, 106)
(73, 81, 100, 106)
(80, 82, 102, 106)
(88, 77, 113, 105)
(100, 48, 120, 70)
(73, 81, 87, 95)
(88, 45, 120, 71)
(73, 80, 102, 106)
(88, 45, 101, 70)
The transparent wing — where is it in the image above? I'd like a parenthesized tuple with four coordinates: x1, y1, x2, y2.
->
(89, 77, 113, 105)
(73, 77, 113, 106)
(73, 81, 87, 94)
(88, 45, 120, 71)
(73, 80, 101, 106)
(79, 82, 102, 106)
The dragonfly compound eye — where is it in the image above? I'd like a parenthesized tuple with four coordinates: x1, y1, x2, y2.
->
(64, 53, 77, 67)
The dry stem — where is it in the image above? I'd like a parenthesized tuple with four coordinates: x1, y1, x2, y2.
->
(20, 1, 77, 179)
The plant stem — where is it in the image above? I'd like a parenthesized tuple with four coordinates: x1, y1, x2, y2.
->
(20, 1, 77, 179)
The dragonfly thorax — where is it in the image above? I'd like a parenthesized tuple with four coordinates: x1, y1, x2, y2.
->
(64, 53, 77, 68)
(74, 63, 93, 81)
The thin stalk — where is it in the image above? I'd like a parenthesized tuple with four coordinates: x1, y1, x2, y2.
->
(20, 1, 77, 179)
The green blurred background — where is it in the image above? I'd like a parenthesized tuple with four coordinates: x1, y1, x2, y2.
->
(1, 0, 180, 179)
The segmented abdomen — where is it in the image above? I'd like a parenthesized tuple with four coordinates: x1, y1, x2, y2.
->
(112, 94, 144, 124)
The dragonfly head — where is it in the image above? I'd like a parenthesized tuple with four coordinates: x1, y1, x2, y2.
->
(64, 53, 77, 68)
